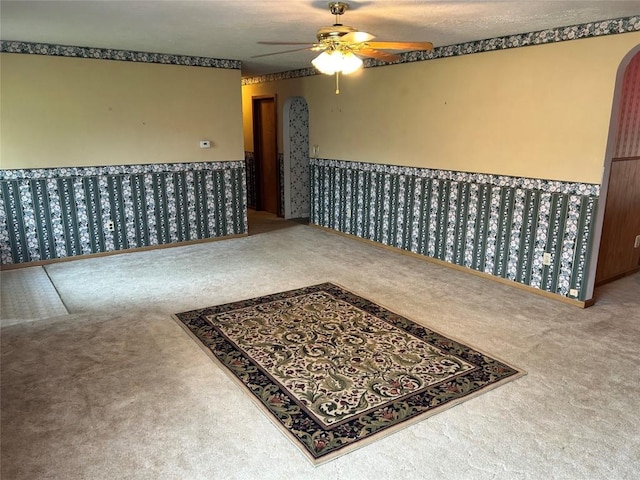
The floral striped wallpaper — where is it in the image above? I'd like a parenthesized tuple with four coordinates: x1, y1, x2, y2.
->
(0, 162, 247, 265)
(286, 97, 310, 219)
(279, 153, 285, 217)
(614, 52, 640, 159)
(310, 159, 599, 301)
(245, 152, 257, 209)
(245, 152, 285, 217)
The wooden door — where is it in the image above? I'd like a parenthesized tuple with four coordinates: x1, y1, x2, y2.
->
(595, 157, 640, 285)
(253, 96, 279, 215)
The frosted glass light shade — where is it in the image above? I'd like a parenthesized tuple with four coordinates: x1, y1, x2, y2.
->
(312, 51, 338, 74)
(340, 52, 363, 74)
(312, 50, 363, 75)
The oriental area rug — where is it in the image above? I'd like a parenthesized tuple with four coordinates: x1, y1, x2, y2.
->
(174, 283, 524, 465)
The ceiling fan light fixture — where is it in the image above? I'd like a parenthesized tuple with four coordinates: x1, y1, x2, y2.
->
(312, 50, 363, 75)
(312, 51, 337, 74)
(340, 51, 363, 74)
(255, 1, 432, 93)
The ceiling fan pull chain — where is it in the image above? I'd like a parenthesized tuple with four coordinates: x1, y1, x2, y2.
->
(335, 71, 340, 94)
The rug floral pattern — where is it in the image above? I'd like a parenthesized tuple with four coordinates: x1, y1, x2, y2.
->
(175, 283, 523, 464)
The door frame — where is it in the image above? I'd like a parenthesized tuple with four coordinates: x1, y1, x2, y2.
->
(586, 45, 640, 298)
(252, 94, 280, 214)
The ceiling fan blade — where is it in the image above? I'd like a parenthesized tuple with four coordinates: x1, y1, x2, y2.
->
(251, 47, 314, 59)
(341, 31, 375, 44)
(258, 41, 315, 46)
(365, 41, 434, 51)
(357, 48, 400, 63)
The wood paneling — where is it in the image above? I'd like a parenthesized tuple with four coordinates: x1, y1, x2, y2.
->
(595, 158, 640, 285)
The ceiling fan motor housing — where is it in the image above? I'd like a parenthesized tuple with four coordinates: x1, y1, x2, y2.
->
(316, 24, 357, 43)
(318, 2, 354, 43)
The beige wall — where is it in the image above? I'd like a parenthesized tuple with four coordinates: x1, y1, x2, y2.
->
(242, 32, 640, 184)
(242, 79, 306, 154)
(1, 53, 244, 169)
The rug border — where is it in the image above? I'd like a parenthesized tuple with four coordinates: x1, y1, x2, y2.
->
(171, 282, 527, 466)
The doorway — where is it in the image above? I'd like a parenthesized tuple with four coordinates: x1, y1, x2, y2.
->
(592, 48, 640, 291)
(252, 95, 279, 215)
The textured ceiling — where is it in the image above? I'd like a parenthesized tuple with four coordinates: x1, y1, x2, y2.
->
(2, 0, 640, 77)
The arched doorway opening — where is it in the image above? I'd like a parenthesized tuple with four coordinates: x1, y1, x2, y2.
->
(588, 46, 640, 297)
(282, 97, 310, 220)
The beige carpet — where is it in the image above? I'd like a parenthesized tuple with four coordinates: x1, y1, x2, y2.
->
(2, 212, 639, 479)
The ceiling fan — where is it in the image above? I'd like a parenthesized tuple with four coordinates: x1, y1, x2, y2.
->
(254, 1, 433, 93)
